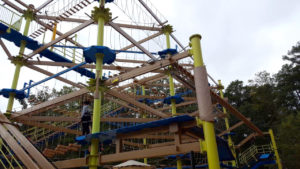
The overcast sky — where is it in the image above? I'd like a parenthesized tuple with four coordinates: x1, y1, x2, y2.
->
(0, 0, 299, 112)
(151, 0, 300, 85)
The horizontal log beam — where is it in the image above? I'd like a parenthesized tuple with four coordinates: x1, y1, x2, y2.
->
(218, 118, 250, 137)
(53, 142, 200, 168)
(16, 116, 158, 123)
(12, 88, 89, 118)
(36, 15, 162, 31)
(106, 90, 168, 118)
(105, 51, 190, 86)
(18, 120, 81, 135)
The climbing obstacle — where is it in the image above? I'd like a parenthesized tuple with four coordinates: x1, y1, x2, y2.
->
(0, 1, 282, 169)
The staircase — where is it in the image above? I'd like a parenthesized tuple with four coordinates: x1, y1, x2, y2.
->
(30, 0, 94, 39)
(239, 144, 274, 168)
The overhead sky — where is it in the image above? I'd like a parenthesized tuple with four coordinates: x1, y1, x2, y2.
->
(0, 0, 299, 112)
(151, 0, 300, 85)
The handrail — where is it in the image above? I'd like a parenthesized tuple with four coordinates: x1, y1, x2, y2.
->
(0, 4, 22, 31)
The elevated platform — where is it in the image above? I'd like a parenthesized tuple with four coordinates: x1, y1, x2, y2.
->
(76, 115, 235, 161)
(0, 22, 95, 79)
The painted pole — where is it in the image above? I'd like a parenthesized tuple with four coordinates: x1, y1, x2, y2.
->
(164, 27, 181, 169)
(89, 0, 106, 168)
(218, 80, 237, 166)
(142, 85, 148, 164)
(5, 10, 33, 116)
(190, 34, 220, 169)
(269, 129, 283, 169)
(50, 22, 57, 51)
(73, 34, 77, 63)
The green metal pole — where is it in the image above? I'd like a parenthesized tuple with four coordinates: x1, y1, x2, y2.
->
(218, 80, 236, 166)
(190, 34, 220, 169)
(89, 1, 105, 168)
(5, 16, 31, 116)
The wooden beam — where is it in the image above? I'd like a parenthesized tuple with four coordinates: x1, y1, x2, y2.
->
(236, 133, 260, 148)
(18, 120, 81, 135)
(105, 51, 190, 86)
(16, 116, 158, 123)
(108, 21, 156, 59)
(106, 97, 140, 113)
(120, 31, 163, 51)
(210, 91, 263, 135)
(0, 115, 56, 169)
(0, 39, 12, 58)
(25, 19, 94, 60)
(0, 124, 40, 169)
(36, 15, 162, 31)
(26, 60, 164, 73)
(53, 142, 200, 168)
(12, 88, 89, 118)
(158, 100, 197, 111)
(218, 118, 250, 137)
(106, 90, 168, 118)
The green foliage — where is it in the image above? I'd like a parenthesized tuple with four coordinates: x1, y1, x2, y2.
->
(277, 113, 300, 169)
(224, 41, 300, 167)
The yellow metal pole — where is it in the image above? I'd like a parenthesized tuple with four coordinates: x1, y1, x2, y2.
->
(5, 15, 32, 116)
(165, 30, 176, 116)
(190, 34, 220, 169)
(141, 85, 148, 164)
(89, 1, 106, 168)
(218, 80, 236, 166)
(72, 34, 77, 63)
(176, 158, 182, 169)
(164, 28, 181, 169)
(269, 129, 282, 169)
(50, 22, 57, 51)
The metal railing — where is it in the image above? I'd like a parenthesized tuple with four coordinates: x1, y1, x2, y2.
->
(239, 144, 273, 165)
(0, 137, 23, 169)
(0, 4, 22, 32)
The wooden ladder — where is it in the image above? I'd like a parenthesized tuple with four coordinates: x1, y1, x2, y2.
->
(30, 0, 93, 39)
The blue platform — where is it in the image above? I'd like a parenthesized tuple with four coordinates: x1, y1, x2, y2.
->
(158, 48, 178, 59)
(0, 88, 26, 99)
(75, 115, 235, 162)
(163, 95, 184, 104)
(0, 23, 95, 79)
(83, 46, 116, 64)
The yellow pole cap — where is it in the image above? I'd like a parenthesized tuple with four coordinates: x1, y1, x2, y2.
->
(189, 34, 202, 41)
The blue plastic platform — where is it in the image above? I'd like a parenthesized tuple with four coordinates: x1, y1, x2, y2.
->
(163, 95, 184, 104)
(0, 88, 26, 99)
(83, 46, 116, 64)
(259, 153, 272, 160)
(0, 23, 95, 79)
(158, 48, 178, 59)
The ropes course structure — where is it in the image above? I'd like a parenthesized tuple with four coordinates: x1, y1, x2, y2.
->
(0, 0, 282, 169)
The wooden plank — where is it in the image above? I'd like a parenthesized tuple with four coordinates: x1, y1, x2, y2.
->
(26, 19, 94, 60)
(105, 51, 190, 86)
(0, 124, 40, 169)
(158, 100, 197, 111)
(12, 88, 89, 118)
(0, 115, 57, 169)
(18, 120, 81, 135)
(109, 21, 156, 59)
(16, 116, 158, 123)
(218, 119, 250, 137)
(53, 142, 200, 168)
(210, 91, 263, 135)
(106, 90, 168, 118)
(236, 133, 259, 148)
